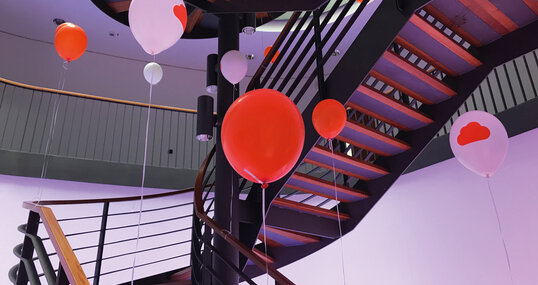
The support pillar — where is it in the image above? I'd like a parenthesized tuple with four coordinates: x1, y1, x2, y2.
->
(213, 13, 240, 285)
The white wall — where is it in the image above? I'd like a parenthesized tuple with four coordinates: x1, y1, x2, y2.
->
(253, 127, 538, 285)
(0, 175, 194, 284)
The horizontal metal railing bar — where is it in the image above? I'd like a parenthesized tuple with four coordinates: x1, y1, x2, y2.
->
(89, 252, 191, 279)
(78, 239, 191, 266)
(24, 187, 197, 206)
(59, 214, 194, 238)
(102, 227, 193, 247)
(0, 77, 199, 113)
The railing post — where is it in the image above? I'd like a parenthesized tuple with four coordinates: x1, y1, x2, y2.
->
(16, 211, 40, 285)
(55, 262, 69, 285)
(93, 202, 109, 285)
(214, 12, 240, 285)
(202, 224, 213, 285)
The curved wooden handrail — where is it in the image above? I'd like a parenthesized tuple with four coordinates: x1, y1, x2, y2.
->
(0, 77, 197, 113)
(23, 187, 196, 206)
(194, 146, 295, 285)
(22, 202, 89, 285)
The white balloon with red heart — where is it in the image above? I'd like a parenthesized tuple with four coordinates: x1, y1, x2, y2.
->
(449, 110, 508, 178)
(129, 0, 187, 55)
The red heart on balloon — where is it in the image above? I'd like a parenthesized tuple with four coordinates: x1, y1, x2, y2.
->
(457, 121, 490, 146)
(173, 4, 187, 31)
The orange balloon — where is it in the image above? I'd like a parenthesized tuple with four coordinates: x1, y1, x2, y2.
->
(312, 99, 347, 139)
(222, 89, 305, 184)
(264, 46, 280, 63)
(54, 23, 87, 61)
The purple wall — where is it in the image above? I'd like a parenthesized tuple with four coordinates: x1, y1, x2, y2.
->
(270, 127, 538, 284)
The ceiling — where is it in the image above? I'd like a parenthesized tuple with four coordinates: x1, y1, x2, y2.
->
(0, 0, 285, 74)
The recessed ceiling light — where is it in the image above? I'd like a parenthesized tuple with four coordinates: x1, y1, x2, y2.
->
(246, 54, 255, 60)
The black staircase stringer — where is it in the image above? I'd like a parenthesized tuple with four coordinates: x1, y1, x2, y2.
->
(238, 0, 432, 273)
(343, 19, 538, 233)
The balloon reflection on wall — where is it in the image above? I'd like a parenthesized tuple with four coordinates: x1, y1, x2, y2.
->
(220, 50, 248, 85)
(129, 0, 187, 55)
(221, 89, 304, 186)
(143, 62, 163, 85)
(54, 23, 87, 61)
(312, 99, 347, 140)
(449, 111, 508, 177)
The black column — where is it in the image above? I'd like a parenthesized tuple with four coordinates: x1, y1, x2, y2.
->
(213, 13, 240, 285)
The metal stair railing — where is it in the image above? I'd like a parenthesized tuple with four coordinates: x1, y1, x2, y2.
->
(191, 146, 294, 285)
(10, 187, 199, 285)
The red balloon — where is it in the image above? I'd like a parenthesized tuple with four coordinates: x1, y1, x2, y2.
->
(312, 99, 347, 139)
(222, 89, 305, 184)
(54, 23, 87, 61)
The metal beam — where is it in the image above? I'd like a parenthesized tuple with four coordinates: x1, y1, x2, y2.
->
(187, 0, 328, 13)
(213, 13, 240, 285)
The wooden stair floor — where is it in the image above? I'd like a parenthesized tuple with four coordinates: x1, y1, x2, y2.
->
(349, 84, 433, 131)
(338, 119, 411, 159)
(272, 198, 350, 221)
(427, 0, 537, 45)
(286, 172, 369, 203)
(258, 225, 321, 247)
(371, 51, 456, 105)
(396, 14, 482, 76)
(306, 145, 389, 181)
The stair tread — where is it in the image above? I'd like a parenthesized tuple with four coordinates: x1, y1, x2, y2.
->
(287, 171, 370, 202)
(311, 145, 389, 175)
(406, 14, 482, 68)
(382, 50, 457, 96)
(272, 198, 350, 220)
(304, 157, 370, 181)
(258, 225, 321, 247)
(338, 119, 411, 158)
(350, 84, 433, 131)
(422, 4, 483, 47)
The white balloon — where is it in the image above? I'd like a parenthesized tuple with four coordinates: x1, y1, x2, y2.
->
(144, 62, 163, 85)
(221, 50, 248, 85)
(129, 0, 187, 55)
(449, 111, 509, 178)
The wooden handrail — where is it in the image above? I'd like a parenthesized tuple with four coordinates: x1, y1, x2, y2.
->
(0, 77, 197, 113)
(23, 187, 196, 206)
(194, 146, 295, 285)
(23, 202, 89, 285)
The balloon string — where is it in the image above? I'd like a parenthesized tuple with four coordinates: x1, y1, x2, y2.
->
(262, 184, 269, 285)
(243, 169, 270, 284)
(131, 67, 154, 285)
(329, 140, 346, 285)
(35, 60, 69, 209)
(486, 178, 514, 285)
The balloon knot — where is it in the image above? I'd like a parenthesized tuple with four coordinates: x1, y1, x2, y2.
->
(261, 183, 268, 190)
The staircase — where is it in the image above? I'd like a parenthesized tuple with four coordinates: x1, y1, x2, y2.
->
(217, 0, 538, 280)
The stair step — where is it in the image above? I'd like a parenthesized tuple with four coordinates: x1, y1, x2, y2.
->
(457, 0, 518, 36)
(371, 50, 457, 104)
(422, 4, 483, 47)
(349, 84, 433, 131)
(397, 14, 482, 76)
(347, 100, 412, 132)
(272, 198, 350, 220)
(338, 119, 411, 158)
(394, 35, 458, 77)
(307, 145, 389, 180)
(259, 226, 321, 247)
(287, 172, 370, 202)
(304, 158, 370, 180)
